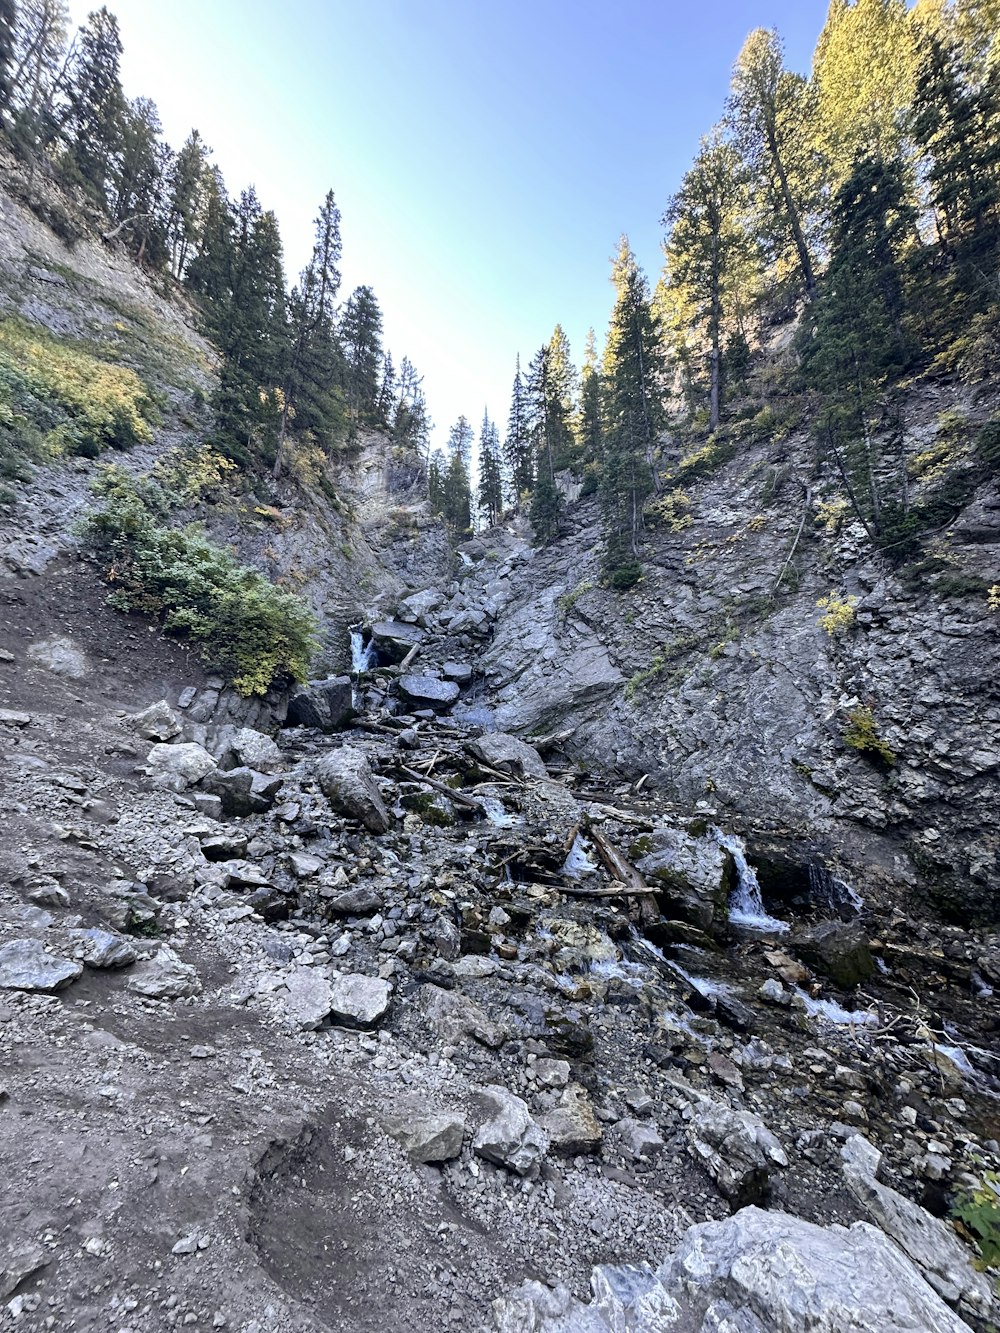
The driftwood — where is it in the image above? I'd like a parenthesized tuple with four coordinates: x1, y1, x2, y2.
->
(399, 643, 421, 670)
(560, 882, 658, 898)
(585, 826, 659, 925)
(396, 764, 484, 811)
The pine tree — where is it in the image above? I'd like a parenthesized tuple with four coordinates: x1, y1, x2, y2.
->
(599, 238, 665, 582)
(545, 324, 578, 470)
(440, 416, 473, 536)
(503, 355, 533, 501)
(729, 27, 819, 298)
(427, 448, 445, 515)
(392, 357, 431, 451)
(801, 153, 916, 545)
(525, 343, 564, 541)
(477, 409, 504, 527)
(0, 0, 16, 121)
(7, 0, 68, 153)
(664, 132, 758, 432)
(165, 130, 209, 279)
(109, 96, 168, 266)
(62, 6, 125, 203)
(340, 285, 384, 424)
(576, 328, 604, 468)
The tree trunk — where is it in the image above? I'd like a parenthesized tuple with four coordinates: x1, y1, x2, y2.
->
(768, 123, 816, 298)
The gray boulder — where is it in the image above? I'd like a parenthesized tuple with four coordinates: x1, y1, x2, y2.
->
(794, 919, 875, 988)
(125, 946, 201, 999)
(537, 1083, 603, 1155)
(473, 1085, 548, 1177)
(686, 1099, 788, 1204)
(397, 589, 444, 628)
(67, 928, 137, 969)
(418, 983, 506, 1048)
(0, 939, 82, 991)
(494, 1205, 975, 1333)
(322, 884, 382, 915)
(369, 620, 424, 663)
(467, 732, 548, 779)
(226, 726, 283, 774)
(442, 661, 473, 685)
(382, 1108, 466, 1163)
(200, 766, 282, 816)
(127, 700, 181, 741)
(397, 674, 460, 711)
(327, 973, 391, 1027)
(315, 747, 391, 833)
(286, 677, 355, 732)
(277, 971, 336, 1030)
(146, 742, 217, 790)
(635, 824, 731, 932)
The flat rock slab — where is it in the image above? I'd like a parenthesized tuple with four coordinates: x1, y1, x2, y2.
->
(125, 946, 201, 999)
(0, 939, 82, 991)
(398, 675, 460, 710)
(328, 973, 391, 1027)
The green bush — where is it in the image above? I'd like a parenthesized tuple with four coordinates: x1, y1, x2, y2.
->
(83, 494, 317, 696)
(608, 561, 642, 590)
(842, 706, 896, 765)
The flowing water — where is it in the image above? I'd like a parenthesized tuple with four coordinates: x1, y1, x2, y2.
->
(713, 827, 790, 934)
(350, 626, 375, 674)
(561, 833, 598, 880)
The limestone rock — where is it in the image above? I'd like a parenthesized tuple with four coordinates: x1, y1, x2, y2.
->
(27, 635, 87, 679)
(495, 1206, 975, 1332)
(199, 832, 249, 862)
(327, 973, 391, 1027)
(125, 946, 201, 999)
(397, 589, 443, 627)
(227, 726, 283, 774)
(67, 928, 137, 969)
(418, 983, 505, 1048)
(382, 1108, 466, 1163)
(609, 1117, 666, 1161)
(0, 939, 82, 991)
(322, 884, 382, 915)
(442, 660, 473, 684)
(794, 919, 875, 988)
(127, 700, 182, 741)
(473, 1086, 548, 1176)
(200, 766, 282, 815)
(635, 824, 731, 932)
(278, 971, 336, 1030)
(467, 732, 548, 780)
(315, 747, 390, 833)
(370, 620, 424, 663)
(286, 677, 355, 732)
(145, 741, 217, 789)
(686, 1099, 788, 1204)
(538, 1083, 603, 1155)
(397, 674, 460, 711)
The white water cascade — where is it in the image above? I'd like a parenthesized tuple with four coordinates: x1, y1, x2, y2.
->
(713, 827, 789, 934)
(350, 626, 375, 674)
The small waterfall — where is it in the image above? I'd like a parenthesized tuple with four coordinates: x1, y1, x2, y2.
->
(808, 864, 864, 919)
(350, 626, 375, 674)
(561, 833, 597, 880)
(712, 827, 789, 934)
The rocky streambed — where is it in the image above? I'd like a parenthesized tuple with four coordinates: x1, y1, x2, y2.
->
(0, 553, 998, 1333)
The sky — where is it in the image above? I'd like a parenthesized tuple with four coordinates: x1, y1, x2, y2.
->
(68, 0, 831, 450)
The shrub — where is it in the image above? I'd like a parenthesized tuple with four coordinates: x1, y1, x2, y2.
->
(644, 488, 692, 531)
(952, 1170, 1000, 1269)
(842, 706, 896, 765)
(557, 579, 594, 615)
(83, 494, 317, 696)
(608, 561, 642, 590)
(816, 592, 858, 635)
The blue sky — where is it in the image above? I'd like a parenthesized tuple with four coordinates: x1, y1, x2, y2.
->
(69, 0, 831, 448)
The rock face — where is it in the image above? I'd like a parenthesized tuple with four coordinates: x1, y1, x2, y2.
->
(495, 1206, 975, 1332)
(685, 1099, 788, 1204)
(315, 747, 391, 833)
(466, 733, 548, 780)
(635, 824, 731, 932)
(382, 1108, 465, 1163)
(794, 920, 875, 988)
(0, 939, 82, 991)
(397, 674, 460, 710)
(473, 1086, 548, 1177)
(286, 677, 355, 732)
(145, 741, 217, 789)
(125, 947, 201, 999)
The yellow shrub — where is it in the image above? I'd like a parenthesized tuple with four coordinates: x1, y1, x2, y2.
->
(816, 592, 858, 635)
(815, 497, 850, 533)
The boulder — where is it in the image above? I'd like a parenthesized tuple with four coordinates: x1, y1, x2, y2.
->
(327, 973, 391, 1027)
(286, 677, 355, 732)
(125, 946, 201, 999)
(315, 748, 391, 833)
(199, 832, 249, 862)
(794, 919, 875, 988)
(466, 732, 547, 780)
(442, 661, 473, 685)
(397, 589, 444, 628)
(494, 1206, 975, 1333)
(145, 742, 217, 790)
(127, 700, 182, 741)
(382, 1109, 466, 1163)
(225, 726, 283, 774)
(609, 1117, 665, 1161)
(635, 825, 731, 932)
(0, 939, 82, 991)
(418, 983, 506, 1048)
(686, 1098, 788, 1205)
(369, 620, 424, 664)
(199, 766, 282, 816)
(277, 971, 336, 1030)
(397, 675, 460, 711)
(537, 1083, 603, 1155)
(321, 884, 382, 915)
(67, 928, 137, 969)
(473, 1086, 548, 1176)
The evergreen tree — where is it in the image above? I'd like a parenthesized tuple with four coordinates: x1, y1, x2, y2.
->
(576, 328, 604, 468)
(184, 167, 232, 309)
(801, 153, 917, 545)
(599, 238, 665, 582)
(392, 357, 431, 451)
(545, 323, 578, 470)
(477, 409, 504, 527)
(664, 132, 758, 432)
(62, 6, 125, 203)
(525, 343, 564, 541)
(0, 0, 16, 121)
(376, 352, 396, 428)
(340, 285, 384, 424)
(165, 129, 210, 278)
(7, 0, 68, 153)
(440, 416, 473, 536)
(427, 448, 445, 515)
(503, 354, 533, 501)
(109, 96, 168, 266)
(729, 27, 819, 298)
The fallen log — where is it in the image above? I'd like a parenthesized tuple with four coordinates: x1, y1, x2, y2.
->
(585, 825, 659, 925)
(396, 764, 484, 811)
